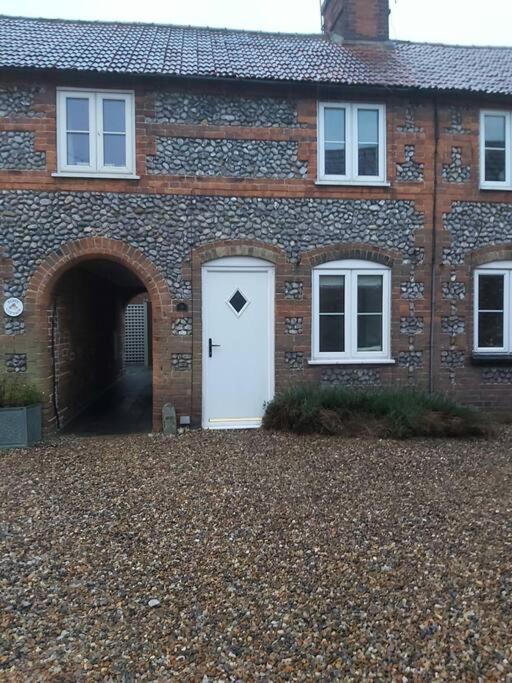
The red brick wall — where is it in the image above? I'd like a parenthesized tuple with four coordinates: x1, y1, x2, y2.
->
(1, 72, 512, 428)
(322, 0, 389, 40)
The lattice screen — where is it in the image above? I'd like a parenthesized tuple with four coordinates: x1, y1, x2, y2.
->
(124, 303, 148, 366)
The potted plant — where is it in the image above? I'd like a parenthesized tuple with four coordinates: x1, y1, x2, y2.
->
(0, 374, 42, 448)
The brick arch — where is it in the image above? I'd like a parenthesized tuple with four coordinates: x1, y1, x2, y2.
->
(25, 237, 173, 432)
(191, 239, 286, 269)
(301, 243, 399, 269)
(466, 243, 512, 268)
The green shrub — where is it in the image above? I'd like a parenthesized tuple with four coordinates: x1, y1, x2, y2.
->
(0, 374, 41, 408)
(263, 385, 491, 439)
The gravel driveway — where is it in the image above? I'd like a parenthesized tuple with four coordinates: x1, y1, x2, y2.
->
(1, 429, 511, 680)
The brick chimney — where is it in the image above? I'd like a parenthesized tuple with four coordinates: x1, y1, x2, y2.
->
(321, 0, 390, 41)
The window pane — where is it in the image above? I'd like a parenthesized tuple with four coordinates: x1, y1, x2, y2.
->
(358, 275, 383, 313)
(358, 109, 379, 143)
(478, 312, 504, 348)
(485, 115, 506, 148)
(324, 108, 345, 142)
(358, 314, 383, 351)
(320, 275, 344, 313)
(358, 109, 379, 176)
(485, 149, 506, 182)
(325, 143, 346, 175)
(67, 132, 89, 165)
(103, 99, 126, 133)
(320, 315, 344, 352)
(478, 274, 504, 310)
(358, 144, 379, 176)
(66, 97, 89, 131)
(103, 134, 126, 167)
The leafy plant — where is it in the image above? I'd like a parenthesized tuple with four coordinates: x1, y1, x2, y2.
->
(263, 384, 491, 439)
(0, 374, 42, 408)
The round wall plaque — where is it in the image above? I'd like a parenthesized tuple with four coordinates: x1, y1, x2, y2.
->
(3, 297, 23, 317)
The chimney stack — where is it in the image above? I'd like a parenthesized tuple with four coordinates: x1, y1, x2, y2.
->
(321, 0, 390, 42)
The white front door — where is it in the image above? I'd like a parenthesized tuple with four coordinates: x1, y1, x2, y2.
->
(202, 257, 275, 429)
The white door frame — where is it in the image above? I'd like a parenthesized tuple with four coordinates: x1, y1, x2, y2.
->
(201, 256, 275, 429)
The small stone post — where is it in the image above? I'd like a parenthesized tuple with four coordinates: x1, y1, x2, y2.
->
(162, 403, 177, 435)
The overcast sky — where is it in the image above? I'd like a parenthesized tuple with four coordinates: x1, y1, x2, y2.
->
(1, 0, 512, 46)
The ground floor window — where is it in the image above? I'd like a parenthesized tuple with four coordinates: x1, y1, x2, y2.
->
(474, 261, 512, 353)
(312, 259, 391, 362)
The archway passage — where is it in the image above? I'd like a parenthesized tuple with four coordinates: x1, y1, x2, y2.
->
(26, 238, 173, 434)
(50, 259, 152, 435)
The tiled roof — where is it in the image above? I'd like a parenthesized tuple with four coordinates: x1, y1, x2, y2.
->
(1, 14, 512, 96)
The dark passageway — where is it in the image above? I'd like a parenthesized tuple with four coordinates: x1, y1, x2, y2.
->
(50, 259, 153, 435)
(63, 366, 152, 435)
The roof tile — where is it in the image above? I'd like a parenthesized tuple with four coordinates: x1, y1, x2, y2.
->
(1, 15, 512, 95)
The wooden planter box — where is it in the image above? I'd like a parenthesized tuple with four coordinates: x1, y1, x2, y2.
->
(0, 404, 42, 448)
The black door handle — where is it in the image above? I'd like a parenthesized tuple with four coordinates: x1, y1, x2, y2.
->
(208, 338, 221, 357)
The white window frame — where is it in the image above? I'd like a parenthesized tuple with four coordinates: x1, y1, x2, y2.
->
(317, 102, 387, 186)
(56, 88, 136, 178)
(473, 261, 512, 354)
(311, 259, 392, 364)
(480, 110, 512, 191)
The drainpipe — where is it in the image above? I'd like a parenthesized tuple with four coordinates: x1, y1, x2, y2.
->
(429, 96, 440, 394)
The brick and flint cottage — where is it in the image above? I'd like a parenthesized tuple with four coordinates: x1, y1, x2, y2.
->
(1, 0, 512, 431)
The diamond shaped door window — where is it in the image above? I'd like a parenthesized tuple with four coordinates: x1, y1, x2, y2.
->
(227, 289, 249, 316)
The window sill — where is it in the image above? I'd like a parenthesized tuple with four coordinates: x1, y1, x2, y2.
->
(480, 183, 512, 192)
(315, 179, 391, 188)
(52, 172, 140, 180)
(308, 358, 396, 366)
(471, 353, 512, 365)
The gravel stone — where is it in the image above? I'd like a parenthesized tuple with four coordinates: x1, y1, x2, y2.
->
(396, 103, 424, 133)
(147, 137, 308, 179)
(1, 429, 511, 679)
(398, 351, 423, 368)
(442, 281, 466, 300)
(441, 315, 466, 336)
(396, 145, 424, 182)
(171, 353, 192, 371)
(482, 368, 512, 384)
(4, 315, 25, 335)
(0, 85, 41, 118)
(446, 106, 471, 135)
(284, 351, 304, 370)
(284, 281, 304, 300)
(0, 132, 46, 170)
(441, 350, 465, 368)
(321, 368, 381, 385)
(284, 317, 303, 335)
(400, 280, 424, 299)
(444, 201, 512, 264)
(171, 317, 192, 336)
(400, 315, 424, 335)
(5, 352, 27, 372)
(0, 191, 424, 298)
(149, 90, 300, 128)
(442, 146, 471, 183)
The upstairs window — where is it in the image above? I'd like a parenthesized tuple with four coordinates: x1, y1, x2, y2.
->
(480, 111, 512, 189)
(56, 89, 135, 177)
(318, 103, 386, 184)
(312, 260, 391, 362)
(474, 262, 512, 353)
